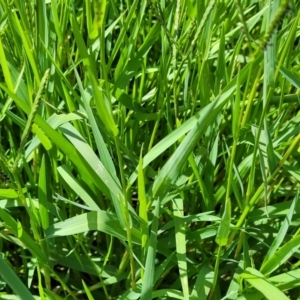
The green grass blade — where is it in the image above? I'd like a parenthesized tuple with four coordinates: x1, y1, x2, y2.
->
(173, 198, 189, 300)
(280, 65, 300, 89)
(138, 147, 148, 278)
(0, 208, 47, 263)
(57, 165, 101, 211)
(129, 86, 235, 187)
(269, 268, 300, 291)
(0, 254, 36, 300)
(152, 87, 236, 198)
(215, 199, 231, 246)
(260, 191, 299, 269)
(0, 36, 14, 91)
(45, 211, 141, 244)
(141, 199, 160, 300)
(82, 280, 96, 300)
(260, 234, 300, 276)
(239, 267, 289, 300)
(0, 84, 116, 202)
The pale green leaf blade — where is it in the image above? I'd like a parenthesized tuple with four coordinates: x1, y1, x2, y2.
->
(260, 234, 300, 276)
(57, 165, 100, 211)
(173, 198, 189, 300)
(240, 267, 289, 300)
(45, 211, 141, 244)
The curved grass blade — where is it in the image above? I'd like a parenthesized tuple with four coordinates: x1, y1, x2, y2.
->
(45, 211, 141, 244)
(57, 165, 101, 211)
(0, 208, 47, 263)
(0, 84, 115, 203)
(239, 267, 289, 300)
(260, 234, 300, 276)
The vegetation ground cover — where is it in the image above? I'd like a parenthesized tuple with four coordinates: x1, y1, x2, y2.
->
(0, 0, 300, 299)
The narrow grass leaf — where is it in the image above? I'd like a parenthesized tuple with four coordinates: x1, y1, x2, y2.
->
(239, 267, 289, 300)
(70, 14, 118, 136)
(10, 12, 40, 84)
(114, 22, 160, 89)
(152, 87, 236, 198)
(261, 191, 299, 269)
(32, 124, 52, 151)
(25, 113, 82, 158)
(151, 289, 183, 299)
(38, 154, 50, 231)
(45, 211, 141, 244)
(73, 66, 118, 176)
(215, 199, 231, 246)
(0, 254, 35, 300)
(0, 208, 47, 263)
(89, 70, 119, 137)
(280, 65, 300, 89)
(0, 36, 14, 91)
(129, 86, 235, 186)
(45, 290, 65, 300)
(0, 83, 120, 203)
(269, 268, 300, 291)
(190, 263, 213, 299)
(138, 147, 148, 276)
(59, 122, 130, 226)
(57, 165, 100, 211)
(173, 198, 189, 300)
(141, 199, 160, 300)
(82, 280, 95, 300)
(260, 234, 300, 276)
(188, 154, 211, 210)
(225, 259, 245, 300)
(70, 14, 91, 69)
(92, 0, 106, 35)
(0, 189, 19, 199)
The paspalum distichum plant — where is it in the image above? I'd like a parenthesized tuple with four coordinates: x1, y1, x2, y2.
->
(0, 0, 300, 299)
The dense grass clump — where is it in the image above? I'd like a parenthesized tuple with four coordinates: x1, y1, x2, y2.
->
(0, 0, 300, 299)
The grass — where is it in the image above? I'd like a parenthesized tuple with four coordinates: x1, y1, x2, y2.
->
(0, 0, 300, 299)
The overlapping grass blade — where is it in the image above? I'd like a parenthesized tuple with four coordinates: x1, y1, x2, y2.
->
(152, 87, 236, 198)
(239, 267, 289, 300)
(260, 192, 299, 270)
(45, 211, 141, 244)
(57, 165, 100, 211)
